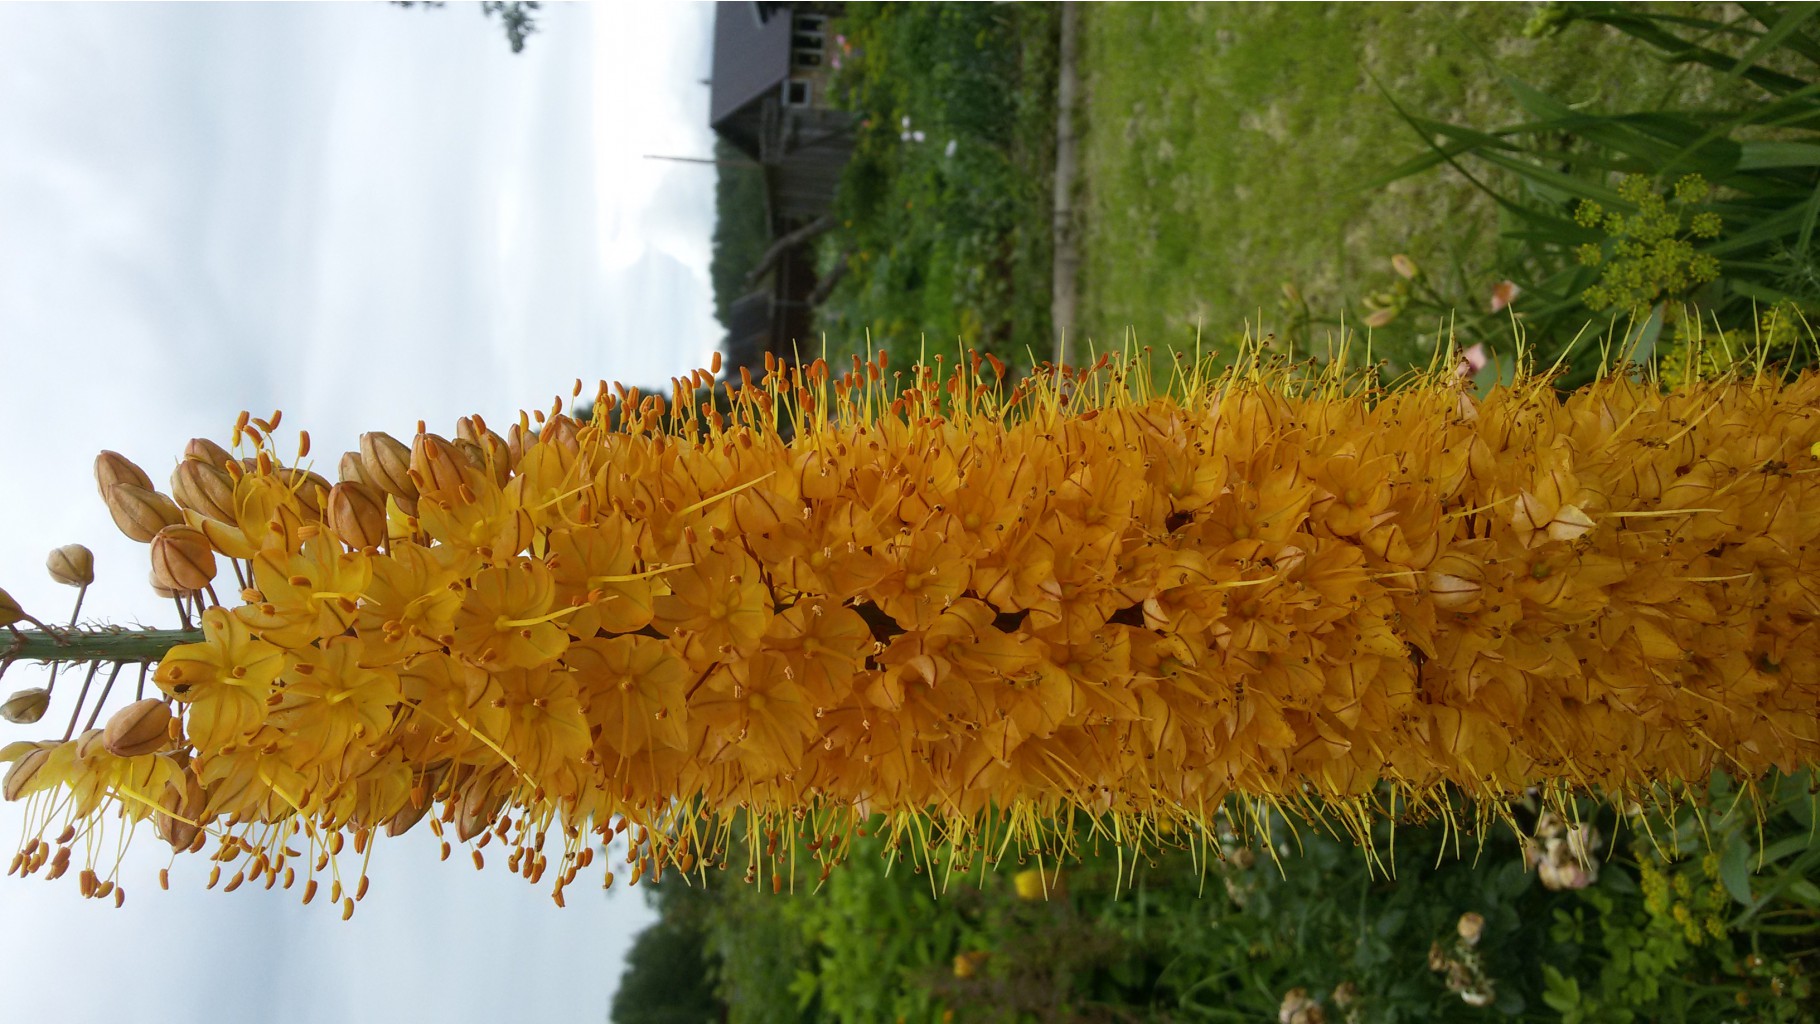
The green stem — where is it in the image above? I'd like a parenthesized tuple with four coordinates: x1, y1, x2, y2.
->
(1, 627, 199, 667)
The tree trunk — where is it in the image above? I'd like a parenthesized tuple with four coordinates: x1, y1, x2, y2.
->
(744, 215, 836, 288)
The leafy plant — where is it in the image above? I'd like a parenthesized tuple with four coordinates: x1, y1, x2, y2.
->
(1376, 2, 1820, 386)
(813, 2, 1059, 372)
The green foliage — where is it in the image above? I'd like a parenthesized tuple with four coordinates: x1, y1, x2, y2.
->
(390, 1, 541, 54)
(1573, 174, 1724, 314)
(813, 3, 1059, 373)
(624, 773, 1820, 1023)
(710, 139, 771, 329)
(1378, 2, 1820, 386)
(612, 922, 725, 1024)
(613, 879, 728, 1024)
(1076, 3, 1741, 378)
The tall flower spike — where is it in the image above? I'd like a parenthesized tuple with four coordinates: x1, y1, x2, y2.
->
(0, 353, 1816, 905)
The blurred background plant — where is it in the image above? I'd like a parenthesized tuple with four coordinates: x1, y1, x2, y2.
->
(808, 2, 1059, 374)
(612, 770, 1817, 1023)
(1374, 2, 1820, 388)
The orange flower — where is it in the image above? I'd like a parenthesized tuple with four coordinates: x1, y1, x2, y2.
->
(237, 540, 372, 649)
(652, 547, 771, 667)
(452, 560, 571, 670)
(155, 606, 287, 754)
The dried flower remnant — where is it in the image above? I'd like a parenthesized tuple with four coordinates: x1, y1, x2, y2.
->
(0, 347, 1815, 908)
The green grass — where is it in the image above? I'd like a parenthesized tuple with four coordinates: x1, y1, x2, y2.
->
(1075, 3, 1754, 374)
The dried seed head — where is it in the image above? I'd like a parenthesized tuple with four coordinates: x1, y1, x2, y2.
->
(1, 687, 50, 725)
(150, 524, 218, 593)
(103, 699, 173, 758)
(45, 544, 95, 588)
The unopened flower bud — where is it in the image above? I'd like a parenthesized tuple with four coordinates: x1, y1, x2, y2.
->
(3, 746, 51, 802)
(542, 415, 581, 454)
(338, 451, 374, 488)
(103, 699, 172, 758)
(1456, 911, 1485, 946)
(452, 438, 490, 473)
(94, 450, 153, 496)
(154, 770, 206, 851)
(1426, 552, 1485, 611)
(386, 796, 433, 837)
(1, 688, 50, 724)
(327, 482, 387, 550)
(73, 728, 105, 760)
(359, 432, 418, 514)
(45, 545, 95, 588)
(183, 437, 234, 469)
(506, 422, 531, 467)
(150, 524, 217, 592)
(410, 434, 468, 498)
(103, 483, 185, 543)
(281, 468, 331, 519)
(456, 416, 501, 451)
(0, 586, 29, 627)
(1392, 253, 1419, 279)
(170, 461, 236, 523)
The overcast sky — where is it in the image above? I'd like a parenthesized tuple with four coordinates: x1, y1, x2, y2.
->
(0, 3, 722, 1019)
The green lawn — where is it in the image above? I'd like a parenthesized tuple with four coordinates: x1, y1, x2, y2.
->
(1074, 3, 1742, 373)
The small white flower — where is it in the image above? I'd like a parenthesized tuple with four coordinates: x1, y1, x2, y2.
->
(944, 139, 957, 158)
(901, 115, 911, 129)
(912, 130, 925, 143)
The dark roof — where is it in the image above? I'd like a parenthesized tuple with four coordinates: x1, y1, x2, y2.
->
(709, 3, 792, 128)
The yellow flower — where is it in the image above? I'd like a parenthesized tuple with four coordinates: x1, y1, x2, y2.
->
(155, 606, 287, 754)
(354, 540, 474, 662)
(494, 664, 591, 791)
(547, 517, 656, 637)
(237, 539, 372, 649)
(652, 547, 771, 667)
(268, 636, 401, 771)
(567, 635, 689, 755)
(452, 560, 571, 669)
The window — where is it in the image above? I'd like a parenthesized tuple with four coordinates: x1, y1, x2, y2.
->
(783, 79, 811, 107)
(790, 11, 826, 69)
